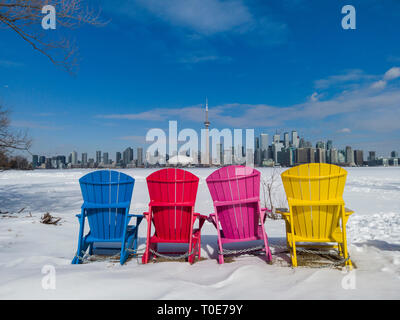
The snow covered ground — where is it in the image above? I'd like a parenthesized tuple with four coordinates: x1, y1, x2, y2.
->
(0, 167, 399, 299)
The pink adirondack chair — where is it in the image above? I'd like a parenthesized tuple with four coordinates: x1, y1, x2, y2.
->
(206, 165, 272, 264)
(142, 168, 207, 264)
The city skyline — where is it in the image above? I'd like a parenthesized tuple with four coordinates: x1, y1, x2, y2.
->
(31, 127, 400, 169)
(1, 1, 400, 158)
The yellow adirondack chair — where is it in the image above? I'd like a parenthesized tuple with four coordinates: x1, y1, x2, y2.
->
(280, 163, 353, 268)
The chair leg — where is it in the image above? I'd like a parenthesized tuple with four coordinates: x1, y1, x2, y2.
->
(142, 241, 150, 264)
(261, 227, 272, 263)
(291, 240, 298, 267)
(188, 241, 196, 264)
(120, 239, 128, 265)
(217, 240, 224, 264)
(342, 241, 352, 268)
(89, 243, 94, 255)
(198, 235, 202, 260)
(72, 236, 89, 264)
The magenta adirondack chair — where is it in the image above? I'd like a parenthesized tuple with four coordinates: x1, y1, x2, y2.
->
(142, 168, 207, 264)
(206, 165, 272, 264)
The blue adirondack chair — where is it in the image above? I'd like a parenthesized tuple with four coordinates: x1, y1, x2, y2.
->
(72, 170, 143, 265)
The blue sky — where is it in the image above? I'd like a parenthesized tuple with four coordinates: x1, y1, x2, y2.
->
(1, 0, 400, 159)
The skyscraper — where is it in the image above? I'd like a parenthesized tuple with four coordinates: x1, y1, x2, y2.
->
(116, 152, 122, 165)
(345, 146, 354, 165)
(71, 151, 78, 165)
(96, 151, 101, 164)
(203, 97, 210, 165)
(32, 155, 39, 168)
(291, 130, 299, 148)
(123, 147, 133, 165)
(103, 152, 109, 165)
(354, 150, 364, 166)
(368, 151, 376, 161)
(284, 132, 289, 148)
(81, 153, 88, 165)
(137, 147, 143, 166)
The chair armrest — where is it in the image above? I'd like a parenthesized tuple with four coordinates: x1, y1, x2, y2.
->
(128, 214, 144, 218)
(193, 212, 208, 220)
(345, 207, 354, 215)
(193, 212, 207, 229)
(275, 208, 290, 216)
(75, 213, 82, 218)
(128, 214, 144, 226)
(142, 211, 150, 221)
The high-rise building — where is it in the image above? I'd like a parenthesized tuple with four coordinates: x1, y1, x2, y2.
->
(39, 156, 46, 165)
(284, 132, 290, 148)
(123, 147, 133, 165)
(316, 141, 325, 149)
(338, 150, 346, 163)
(368, 151, 376, 161)
(32, 155, 39, 168)
(272, 141, 284, 164)
(326, 140, 333, 150)
(354, 150, 364, 166)
(273, 134, 280, 144)
(260, 134, 269, 160)
(81, 153, 88, 165)
(291, 130, 299, 148)
(330, 148, 338, 164)
(96, 151, 102, 164)
(116, 152, 122, 165)
(278, 148, 295, 167)
(296, 148, 315, 164)
(203, 97, 210, 165)
(345, 146, 354, 165)
(315, 148, 326, 163)
(103, 152, 109, 165)
(71, 151, 78, 165)
(137, 147, 143, 166)
(391, 151, 399, 158)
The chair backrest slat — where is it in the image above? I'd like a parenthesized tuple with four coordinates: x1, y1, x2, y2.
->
(281, 163, 347, 240)
(79, 170, 134, 240)
(206, 165, 261, 240)
(146, 168, 199, 242)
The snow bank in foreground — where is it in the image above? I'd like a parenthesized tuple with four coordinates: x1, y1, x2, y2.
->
(0, 167, 399, 299)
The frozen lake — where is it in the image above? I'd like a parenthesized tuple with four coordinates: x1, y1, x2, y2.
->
(0, 167, 399, 299)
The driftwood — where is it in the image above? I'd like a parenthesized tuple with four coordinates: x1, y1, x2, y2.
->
(40, 212, 61, 225)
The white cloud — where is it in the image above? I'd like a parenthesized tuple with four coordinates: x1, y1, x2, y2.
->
(135, 0, 252, 35)
(383, 67, 400, 81)
(337, 128, 351, 133)
(314, 69, 374, 89)
(310, 92, 322, 102)
(0, 60, 23, 68)
(178, 53, 232, 64)
(371, 80, 387, 89)
(370, 67, 400, 90)
(97, 67, 400, 135)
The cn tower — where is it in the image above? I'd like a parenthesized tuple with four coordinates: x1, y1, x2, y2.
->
(204, 97, 210, 165)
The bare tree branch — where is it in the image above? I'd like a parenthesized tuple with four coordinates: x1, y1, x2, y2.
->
(0, 0, 107, 74)
(0, 105, 32, 153)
